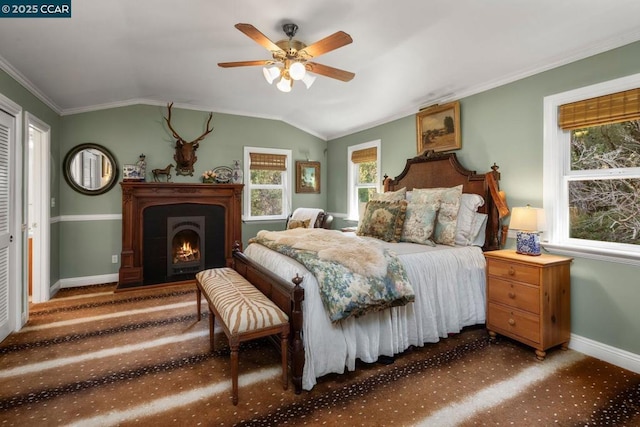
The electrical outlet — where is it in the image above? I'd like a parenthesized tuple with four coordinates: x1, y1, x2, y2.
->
(112, 255, 118, 264)
(51, 197, 55, 207)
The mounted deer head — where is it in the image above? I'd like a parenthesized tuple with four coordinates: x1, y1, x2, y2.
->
(164, 102, 214, 176)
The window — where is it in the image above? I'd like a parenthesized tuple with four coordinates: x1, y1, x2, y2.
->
(243, 147, 292, 221)
(543, 74, 640, 264)
(347, 140, 381, 221)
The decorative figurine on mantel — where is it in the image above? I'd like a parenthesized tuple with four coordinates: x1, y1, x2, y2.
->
(164, 102, 214, 176)
(152, 164, 173, 182)
(231, 160, 243, 184)
(136, 154, 146, 181)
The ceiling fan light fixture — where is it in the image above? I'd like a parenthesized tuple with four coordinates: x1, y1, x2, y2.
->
(262, 66, 280, 84)
(221, 23, 355, 91)
(301, 72, 316, 89)
(276, 76, 293, 93)
(289, 62, 306, 80)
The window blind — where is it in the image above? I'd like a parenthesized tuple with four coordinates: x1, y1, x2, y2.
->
(559, 88, 640, 130)
(249, 153, 287, 171)
(351, 147, 377, 164)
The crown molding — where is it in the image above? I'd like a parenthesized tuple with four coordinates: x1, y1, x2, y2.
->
(0, 54, 61, 114)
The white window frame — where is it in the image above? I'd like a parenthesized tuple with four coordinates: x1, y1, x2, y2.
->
(543, 72, 640, 266)
(242, 146, 292, 222)
(347, 140, 381, 221)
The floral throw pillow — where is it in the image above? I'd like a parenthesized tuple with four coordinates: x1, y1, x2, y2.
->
(412, 185, 463, 246)
(356, 200, 408, 242)
(287, 218, 311, 229)
(401, 201, 438, 246)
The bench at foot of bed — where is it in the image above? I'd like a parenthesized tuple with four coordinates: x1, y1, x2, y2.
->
(195, 267, 290, 405)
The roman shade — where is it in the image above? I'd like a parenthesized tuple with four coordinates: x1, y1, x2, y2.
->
(351, 147, 377, 164)
(249, 153, 287, 171)
(559, 88, 640, 130)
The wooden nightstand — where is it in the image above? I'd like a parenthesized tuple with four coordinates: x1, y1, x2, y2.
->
(484, 249, 572, 360)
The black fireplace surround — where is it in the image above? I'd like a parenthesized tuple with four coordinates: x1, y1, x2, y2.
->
(143, 204, 225, 285)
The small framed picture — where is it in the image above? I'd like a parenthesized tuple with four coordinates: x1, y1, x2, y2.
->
(416, 101, 461, 154)
(123, 164, 143, 181)
(296, 161, 320, 193)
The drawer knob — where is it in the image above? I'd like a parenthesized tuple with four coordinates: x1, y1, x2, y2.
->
(508, 318, 516, 326)
(508, 267, 516, 276)
(508, 292, 516, 299)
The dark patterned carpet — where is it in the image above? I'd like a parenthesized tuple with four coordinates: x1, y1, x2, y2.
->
(1, 283, 638, 426)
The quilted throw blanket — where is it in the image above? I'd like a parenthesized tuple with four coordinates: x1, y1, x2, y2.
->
(249, 228, 415, 322)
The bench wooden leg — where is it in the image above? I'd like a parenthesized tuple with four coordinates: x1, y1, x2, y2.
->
(195, 285, 202, 321)
(280, 330, 288, 390)
(208, 308, 215, 352)
(230, 340, 240, 405)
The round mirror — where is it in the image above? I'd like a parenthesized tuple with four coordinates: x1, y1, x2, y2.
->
(63, 143, 118, 195)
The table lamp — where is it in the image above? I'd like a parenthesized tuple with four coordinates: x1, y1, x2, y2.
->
(509, 205, 546, 256)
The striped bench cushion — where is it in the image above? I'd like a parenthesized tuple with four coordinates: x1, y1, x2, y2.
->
(195, 268, 288, 335)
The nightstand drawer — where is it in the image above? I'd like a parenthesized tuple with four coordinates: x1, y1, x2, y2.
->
(487, 259, 539, 285)
(487, 277, 540, 314)
(488, 303, 540, 344)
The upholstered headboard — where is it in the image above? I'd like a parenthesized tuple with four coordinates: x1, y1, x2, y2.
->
(383, 151, 508, 250)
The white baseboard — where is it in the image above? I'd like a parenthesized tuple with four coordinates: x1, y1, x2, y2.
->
(50, 280, 61, 298)
(58, 274, 119, 289)
(569, 333, 640, 374)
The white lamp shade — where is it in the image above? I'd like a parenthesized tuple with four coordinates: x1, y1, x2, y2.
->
(509, 206, 545, 232)
(301, 72, 316, 89)
(276, 76, 292, 92)
(262, 66, 280, 84)
(289, 62, 306, 80)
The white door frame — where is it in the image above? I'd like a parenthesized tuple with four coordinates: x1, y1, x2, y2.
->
(0, 92, 24, 333)
(25, 113, 51, 303)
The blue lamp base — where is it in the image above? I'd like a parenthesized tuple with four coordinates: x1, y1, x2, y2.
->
(516, 231, 541, 256)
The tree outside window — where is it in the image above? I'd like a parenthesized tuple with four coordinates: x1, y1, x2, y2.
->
(568, 120, 640, 245)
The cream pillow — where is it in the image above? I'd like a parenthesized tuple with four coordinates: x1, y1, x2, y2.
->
(455, 193, 485, 246)
(412, 185, 463, 246)
(371, 187, 406, 202)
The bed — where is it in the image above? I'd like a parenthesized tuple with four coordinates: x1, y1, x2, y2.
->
(232, 151, 509, 393)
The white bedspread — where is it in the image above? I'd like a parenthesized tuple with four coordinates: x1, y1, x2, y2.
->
(244, 236, 487, 391)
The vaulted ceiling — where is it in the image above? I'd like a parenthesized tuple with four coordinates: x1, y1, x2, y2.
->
(1, 1, 639, 140)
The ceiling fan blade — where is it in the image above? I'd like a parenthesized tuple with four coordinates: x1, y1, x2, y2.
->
(234, 23, 284, 53)
(298, 31, 353, 58)
(306, 62, 355, 82)
(218, 60, 273, 68)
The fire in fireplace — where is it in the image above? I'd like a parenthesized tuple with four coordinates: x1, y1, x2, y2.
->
(167, 216, 205, 276)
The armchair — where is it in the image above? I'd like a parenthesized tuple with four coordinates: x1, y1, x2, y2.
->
(286, 208, 333, 230)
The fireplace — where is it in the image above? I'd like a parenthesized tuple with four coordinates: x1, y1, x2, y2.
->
(119, 182, 243, 289)
(167, 216, 205, 276)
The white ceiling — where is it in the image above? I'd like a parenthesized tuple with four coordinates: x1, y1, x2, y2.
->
(1, 1, 640, 140)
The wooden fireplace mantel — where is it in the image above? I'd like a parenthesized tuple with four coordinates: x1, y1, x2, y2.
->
(119, 182, 243, 286)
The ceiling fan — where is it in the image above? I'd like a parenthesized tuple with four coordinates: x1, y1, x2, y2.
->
(218, 23, 355, 92)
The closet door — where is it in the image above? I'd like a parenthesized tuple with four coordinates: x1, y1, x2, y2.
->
(0, 109, 14, 341)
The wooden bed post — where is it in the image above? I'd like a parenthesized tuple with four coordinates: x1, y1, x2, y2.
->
(291, 274, 305, 394)
(486, 164, 510, 249)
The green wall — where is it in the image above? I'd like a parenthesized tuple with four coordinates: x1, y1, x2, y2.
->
(327, 41, 640, 355)
(58, 104, 327, 278)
